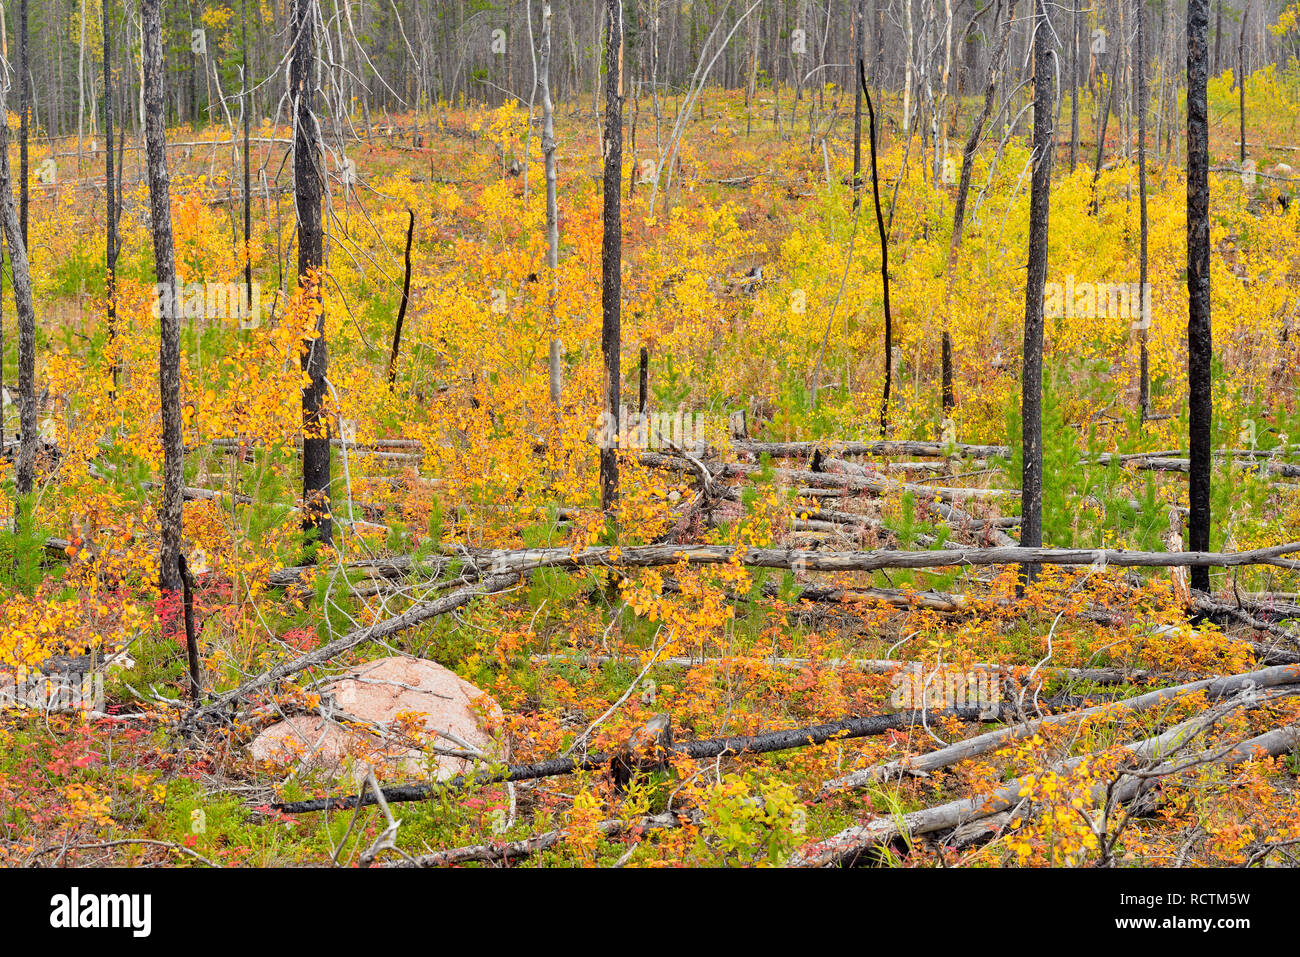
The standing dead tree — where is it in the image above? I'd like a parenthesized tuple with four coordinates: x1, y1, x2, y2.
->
(105, 0, 119, 398)
(541, 2, 563, 407)
(141, 0, 183, 595)
(599, 0, 624, 511)
(1021, 0, 1055, 586)
(1187, 0, 1213, 593)
(0, 53, 36, 528)
(292, 0, 333, 551)
(1137, 0, 1150, 419)
(857, 60, 893, 437)
(944, 0, 1011, 413)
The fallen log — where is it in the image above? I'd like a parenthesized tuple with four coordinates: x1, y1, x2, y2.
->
(380, 810, 696, 867)
(796, 694, 1300, 866)
(180, 572, 523, 729)
(732, 439, 1009, 459)
(269, 702, 1051, 815)
(638, 453, 1017, 504)
(530, 653, 1172, 686)
(817, 661, 1300, 796)
(441, 540, 1300, 576)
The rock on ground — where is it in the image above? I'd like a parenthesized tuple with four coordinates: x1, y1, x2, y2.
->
(248, 655, 504, 783)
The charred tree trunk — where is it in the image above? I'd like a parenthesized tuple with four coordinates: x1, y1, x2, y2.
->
(542, 2, 562, 407)
(1021, 0, 1055, 586)
(1239, 0, 1248, 163)
(243, 0, 252, 296)
(0, 61, 36, 522)
(858, 61, 893, 437)
(852, 0, 864, 208)
(142, 0, 183, 594)
(1137, 0, 1150, 419)
(105, 0, 118, 398)
(292, 0, 332, 550)
(945, 0, 1010, 413)
(599, 0, 624, 511)
(1188, 0, 1213, 593)
(18, 0, 28, 247)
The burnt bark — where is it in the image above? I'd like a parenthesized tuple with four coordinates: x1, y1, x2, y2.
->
(1137, 0, 1150, 419)
(599, 0, 624, 511)
(1021, 0, 1055, 585)
(105, 0, 118, 398)
(292, 0, 332, 550)
(142, 0, 183, 593)
(1187, 0, 1213, 592)
(0, 61, 36, 518)
(945, 0, 1011, 412)
(857, 61, 892, 437)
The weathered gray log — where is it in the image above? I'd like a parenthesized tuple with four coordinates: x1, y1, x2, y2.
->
(732, 439, 1010, 459)
(796, 703, 1300, 866)
(181, 572, 523, 728)
(818, 661, 1300, 795)
(639, 452, 1016, 504)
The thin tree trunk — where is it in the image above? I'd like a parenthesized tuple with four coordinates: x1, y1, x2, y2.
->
(945, 0, 1011, 413)
(858, 61, 893, 437)
(105, 0, 118, 398)
(1239, 0, 1249, 163)
(1021, 0, 1055, 586)
(142, 0, 183, 593)
(243, 0, 252, 296)
(600, 0, 624, 510)
(18, 0, 28, 246)
(0, 62, 34, 527)
(1137, 0, 1150, 419)
(1187, 0, 1213, 593)
(542, 2, 562, 407)
(853, 0, 863, 208)
(1070, 3, 1080, 170)
(292, 0, 332, 550)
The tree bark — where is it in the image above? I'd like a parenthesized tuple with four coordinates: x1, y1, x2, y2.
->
(1021, 0, 1055, 585)
(142, 0, 183, 593)
(18, 0, 28, 246)
(105, 0, 118, 398)
(0, 59, 36, 519)
(1187, 0, 1213, 593)
(542, 2, 562, 407)
(599, 0, 624, 510)
(1138, 0, 1150, 419)
(292, 0, 333, 550)
(945, 0, 1011, 412)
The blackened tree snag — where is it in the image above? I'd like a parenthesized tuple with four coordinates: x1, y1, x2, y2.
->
(1137, 0, 1150, 420)
(857, 60, 892, 437)
(1188, 0, 1213, 593)
(179, 554, 202, 701)
(1021, 0, 1055, 586)
(243, 0, 252, 297)
(387, 210, 415, 386)
(1239, 0, 1249, 163)
(945, 0, 1011, 413)
(0, 58, 36, 520)
(18, 0, 28, 246)
(852, 0, 864, 209)
(541, 2, 562, 407)
(292, 0, 332, 550)
(105, 0, 118, 398)
(142, 0, 183, 594)
(600, 0, 624, 511)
